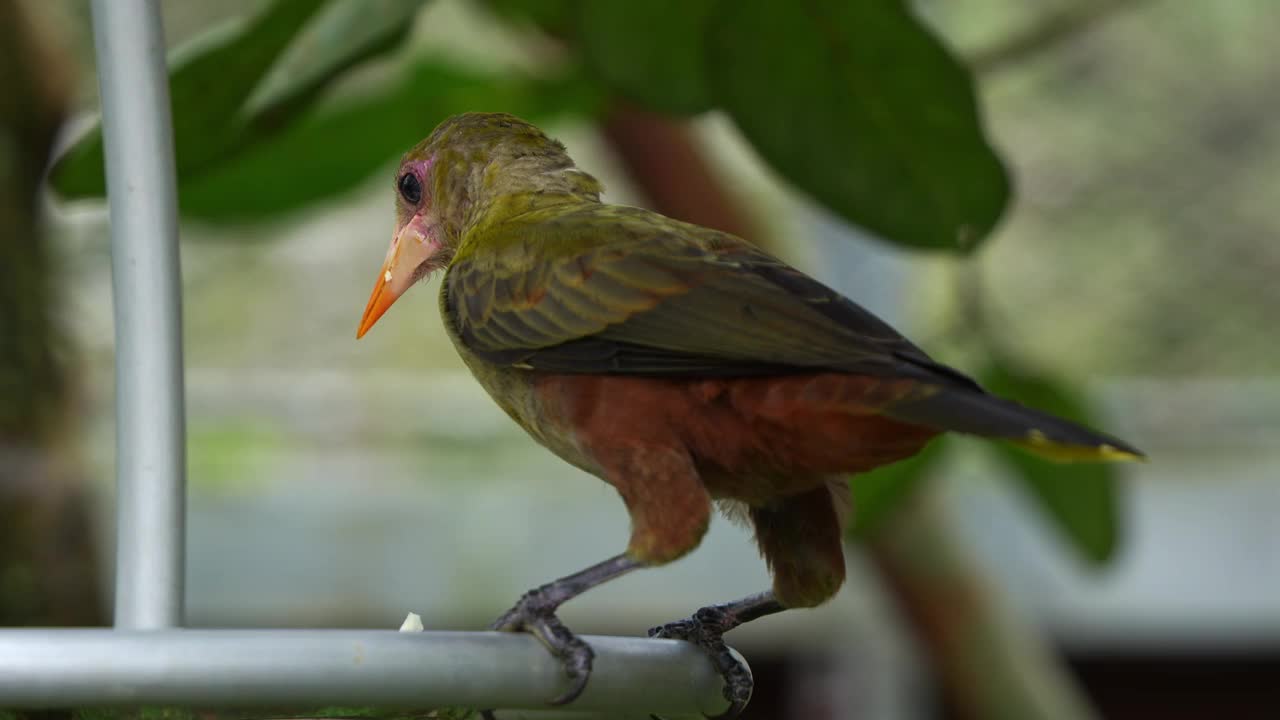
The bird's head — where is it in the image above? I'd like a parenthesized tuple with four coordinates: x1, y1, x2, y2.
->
(356, 112, 601, 338)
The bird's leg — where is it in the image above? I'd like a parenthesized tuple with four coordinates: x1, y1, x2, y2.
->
(649, 590, 785, 718)
(488, 553, 641, 706)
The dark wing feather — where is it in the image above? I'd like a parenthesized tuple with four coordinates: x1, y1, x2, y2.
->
(444, 204, 973, 386)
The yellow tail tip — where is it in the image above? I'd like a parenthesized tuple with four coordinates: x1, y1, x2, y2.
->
(1015, 429, 1147, 464)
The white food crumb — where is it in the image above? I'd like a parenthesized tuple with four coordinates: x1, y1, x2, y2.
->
(399, 612, 424, 632)
(384, 270, 393, 283)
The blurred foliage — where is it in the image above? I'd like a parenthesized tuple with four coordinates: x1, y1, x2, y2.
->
(4, 707, 475, 720)
(853, 263, 1124, 564)
(851, 437, 949, 538)
(177, 60, 598, 220)
(706, 0, 1008, 251)
(1, 5, 68, 438)
(935, 0, 1280, 377)
(44, 0, 1128, 564)
(1, 0, 106, 627)
(56, 0, 329, 197)
(187, 422, 286, 494)
(979, 361, 1121, 564)
(578, 0, 717, 115)
(54, 0, 427, 204)
(53, 0, 1007, 250)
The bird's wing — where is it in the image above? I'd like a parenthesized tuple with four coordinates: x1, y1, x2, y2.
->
(445, 204, 1143, 461)
(445, 204, 972, 385)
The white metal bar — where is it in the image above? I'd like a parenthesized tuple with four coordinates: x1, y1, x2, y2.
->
(0, 630, 733, 717)
(90, 0, 187, 628)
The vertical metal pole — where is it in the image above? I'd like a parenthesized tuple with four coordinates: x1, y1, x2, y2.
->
(90, 0, 187, 629)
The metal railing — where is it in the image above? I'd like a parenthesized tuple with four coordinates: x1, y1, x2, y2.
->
(0, 2, 735, 717)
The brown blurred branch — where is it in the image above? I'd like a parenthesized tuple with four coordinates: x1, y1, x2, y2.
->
(599, 104, 1094, 720)
(867, 488, 1097, 720)
(0, 0, 105, 626)
(599, 103, 759, 247)
(970, 0, 1156, 75)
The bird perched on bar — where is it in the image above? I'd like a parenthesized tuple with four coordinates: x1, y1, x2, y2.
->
(356, 112, 1142, 716)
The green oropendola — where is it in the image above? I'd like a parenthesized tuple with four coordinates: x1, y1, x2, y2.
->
(357, 113, 1142, 715)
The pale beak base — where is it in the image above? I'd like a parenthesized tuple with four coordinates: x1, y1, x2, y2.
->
(356, 216, 439, 338)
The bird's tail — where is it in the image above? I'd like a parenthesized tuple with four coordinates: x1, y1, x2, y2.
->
(883, 385, 1144, 463)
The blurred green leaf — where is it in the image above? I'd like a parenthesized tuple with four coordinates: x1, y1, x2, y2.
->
(62, 707, 473, 720)
(577, 0, 717, 115)
(188, 421, 285, 494)
(849, 436, 948, 538)
(51, 0, 426, 200)
(245, 0, 428, 121)
(980, 361, 1122, 565)
(53, 0, 328, 197)
(178, 60, 602, 222)
(483, 0, 574, 34)
(706, 0, 1009, 251)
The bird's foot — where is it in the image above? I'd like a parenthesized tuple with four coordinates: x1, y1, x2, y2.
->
(489, 585, 595, 707)
(649, 605, 753, 719)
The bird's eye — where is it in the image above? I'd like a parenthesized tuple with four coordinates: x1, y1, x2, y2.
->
(398, 172, 423, 205)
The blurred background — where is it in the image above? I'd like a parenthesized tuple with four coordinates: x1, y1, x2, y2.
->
(2, 0, 1278, 718)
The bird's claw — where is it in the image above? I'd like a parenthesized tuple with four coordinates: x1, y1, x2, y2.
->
(648, 606, 753, 718)
(489, 586, 595, 707)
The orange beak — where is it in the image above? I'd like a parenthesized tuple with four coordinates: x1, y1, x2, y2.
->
(356, 217, 439, 338)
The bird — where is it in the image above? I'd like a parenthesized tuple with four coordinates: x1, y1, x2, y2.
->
(356, 112, 1142, 716)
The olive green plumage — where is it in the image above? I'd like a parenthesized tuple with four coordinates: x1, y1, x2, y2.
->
(398, 113, 1141, 462)
(403, 113, 603, 244)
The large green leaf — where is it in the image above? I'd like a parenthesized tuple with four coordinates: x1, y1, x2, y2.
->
(51, 0, 426, 200)
(576, 0, 717, 115)
(53, 0, 327, 198)
(706, 0, 1010, 251)
(245, 0, 428, 122)
(849, 436, 948, 538)
(980, 361, 1123, 565)
(177, 61, 602, 222)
